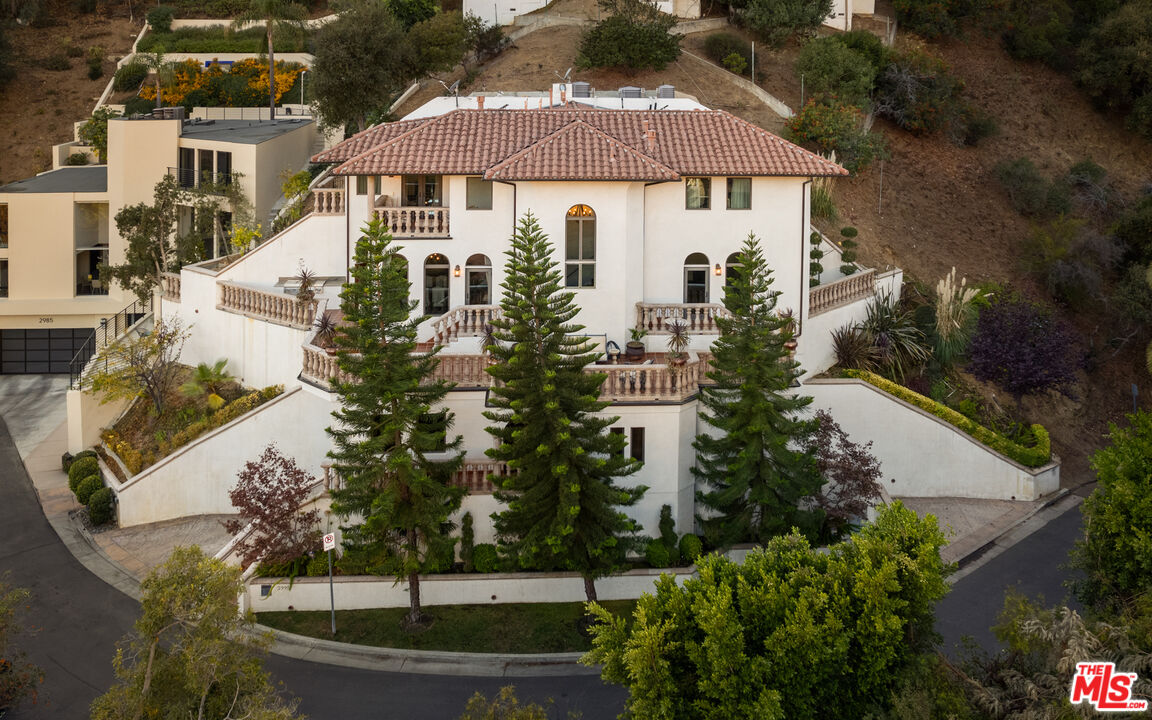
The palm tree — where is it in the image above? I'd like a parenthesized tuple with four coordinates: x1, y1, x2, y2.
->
(141, 46, 175, 109)
(232, 0, 308, 119)
(180, 359, 235, 411)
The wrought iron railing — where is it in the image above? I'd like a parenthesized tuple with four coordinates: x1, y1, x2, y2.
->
(167, 167, 235, 193)
(69, 295, 154, 389)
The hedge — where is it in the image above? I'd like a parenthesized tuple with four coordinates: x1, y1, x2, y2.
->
(68, 456, 100, 491)
(842, 369, 1051, 467)
(88, 487, 115, 525)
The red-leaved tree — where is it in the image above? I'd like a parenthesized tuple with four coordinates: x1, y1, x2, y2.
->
(808, 410, 886, 541)
(224, 445, 321, 568)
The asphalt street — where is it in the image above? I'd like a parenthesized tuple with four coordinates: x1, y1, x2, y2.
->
(0, 385, 1086, 719)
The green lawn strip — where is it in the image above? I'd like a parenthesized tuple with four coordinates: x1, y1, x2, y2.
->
(257, 599, 637, 653)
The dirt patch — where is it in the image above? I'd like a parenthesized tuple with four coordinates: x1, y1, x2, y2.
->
(0, 2, 140, 185)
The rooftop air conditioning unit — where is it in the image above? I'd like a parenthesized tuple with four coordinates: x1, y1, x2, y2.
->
(657, 85, 675, 99)
(572, 81, 591, 98)
(152, 106, 186, 120)
(619, 86, 642, 98)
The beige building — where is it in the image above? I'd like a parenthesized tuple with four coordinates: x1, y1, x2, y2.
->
(0, 114, 318, 374)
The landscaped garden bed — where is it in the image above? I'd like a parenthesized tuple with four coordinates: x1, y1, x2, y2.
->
(137, 26, 313, 54)
(99, 363, 282, 475)
(257, 600, 636, 653)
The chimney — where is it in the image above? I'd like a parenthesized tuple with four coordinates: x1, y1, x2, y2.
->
(644, 121, 656, 152)
(561, 87, 567, 104)
(477, 95, 485, 110)
(550, 86, 554, 106)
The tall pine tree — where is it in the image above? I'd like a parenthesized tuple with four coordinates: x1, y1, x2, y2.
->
(327, 218, 464, 628)
(484, 213, 645, 602)
(694, 233, 822, 548)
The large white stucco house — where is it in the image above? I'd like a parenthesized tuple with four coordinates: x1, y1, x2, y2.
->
(73, 85, 1060, 541)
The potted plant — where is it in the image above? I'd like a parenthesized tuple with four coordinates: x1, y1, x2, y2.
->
(313, 313, 338, 354)
(295, 266, 317, 303)
(778, 308, 798, 355)
(666, 320, 690, 366)
(626, 327, 647, 360)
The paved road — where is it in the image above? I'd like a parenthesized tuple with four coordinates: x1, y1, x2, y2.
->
(935, 500, 1085, 656)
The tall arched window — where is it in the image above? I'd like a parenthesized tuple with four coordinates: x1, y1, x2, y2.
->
(424, 253, 450, 315)
(725, 252, 742, 288)
(684, 253, 709, 303)
(465, 253, 492, 305)
(565, 204, 596, 288)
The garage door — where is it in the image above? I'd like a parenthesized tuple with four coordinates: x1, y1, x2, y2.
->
(0, 328, 92, 374)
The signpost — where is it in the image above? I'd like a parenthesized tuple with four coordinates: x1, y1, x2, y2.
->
(323, 532, 336, 636)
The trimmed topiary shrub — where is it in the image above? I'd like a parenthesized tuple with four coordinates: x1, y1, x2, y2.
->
(644, 538, 672, 568)
(76, 475, 103, 505)
(66, 152, 90, 165)
(87, 487, 115, 525)
(472, 543, 499, 573)
(68, 456, 99, 492)
(679, 533, 703, 564)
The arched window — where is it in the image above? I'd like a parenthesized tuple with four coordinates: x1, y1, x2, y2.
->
(465, 253, 492, 305)
(725, 252, 742, 288)
(684, 252, 709, 303)
(565, 205, 596, 288)
(424, 253, 450, 316)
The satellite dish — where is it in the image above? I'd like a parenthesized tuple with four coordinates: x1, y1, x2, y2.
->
(554, 67, 572, 83)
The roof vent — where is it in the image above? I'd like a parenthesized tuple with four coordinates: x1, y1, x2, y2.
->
(572, 81, 591, 98)
(619, 86, 642, 99)
(657, 84, 675, 99)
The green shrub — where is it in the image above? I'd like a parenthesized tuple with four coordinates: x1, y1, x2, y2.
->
(796, 36, 877, 108)
(162, 385, 284, 457)
(113, 61, 148, 92)
(87, 56, 103, 80)
(65, 44, 84, 58)
(1078, 1, 1152, 141)
(722, 52, 748, 75)
(874, 47, 988, 144)
(644, 538, 672, 568)
(786, 98, 886, 173)
(64, 449, 97, 472)
(577, 9, 681, 72)
(704, 32, 752, 72)
(146, 5, 175, 33)
(735, 0, 833, 48)
(658, 504, 680, 565)
(42, 54, 70, 71)
(66, 152, 89, 165)
(306, 553, 329, 577)
(841, 226, 858, 238)
(460, 512, 475, 572)
(679, 533, 703, 564)
(123, 96, 155, 116)
(893, 0, 966, 39)
(993, 157, 1070, 218)
(1002, 0, 1074, 68)
(76, 474, 103, 505)
(68, 456, 99, 492)
(137, 25, 311, 54)
(843, 369, 1052, 467)
(811, 181, 837, 221)
(471, 543, 499, 573)
(839, 29, 889, 70)
(87, 487, 115, 525)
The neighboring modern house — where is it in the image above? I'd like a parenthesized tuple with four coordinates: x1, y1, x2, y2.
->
(0, 111, 318, 374)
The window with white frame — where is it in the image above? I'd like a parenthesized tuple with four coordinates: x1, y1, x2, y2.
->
(424, 253, 450, 315)
(684, 253, 709, 303)
(565, 204, 596, 288)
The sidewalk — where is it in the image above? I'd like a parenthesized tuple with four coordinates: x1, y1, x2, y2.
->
(22, 414, 1081, 673)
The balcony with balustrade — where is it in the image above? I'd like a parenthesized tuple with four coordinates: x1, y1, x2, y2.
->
(218, 281, 317, 330)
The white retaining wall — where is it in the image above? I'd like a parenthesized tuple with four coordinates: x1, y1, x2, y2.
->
(247, 566, 694, 612)
(804, 378, 1060, 501)
(797, 268, 902, 377)
(111, 387, 335, 526)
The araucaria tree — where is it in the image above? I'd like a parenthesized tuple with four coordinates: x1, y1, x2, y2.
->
(224, 444, 321, 569)
(484, 213, 645, 603)
(694, 233, 822, 548)
(90, 546, 300, 720)
(327, 218, 464, 628)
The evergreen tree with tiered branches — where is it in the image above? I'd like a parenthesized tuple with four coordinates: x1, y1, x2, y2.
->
(694, 233, 822, 548)
(327, 218, 464, 628)
(484, 213, 645, 602)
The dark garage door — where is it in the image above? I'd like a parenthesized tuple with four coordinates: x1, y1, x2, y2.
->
(1, 328, 92, 374)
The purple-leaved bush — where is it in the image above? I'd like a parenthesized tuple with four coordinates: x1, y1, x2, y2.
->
(967, 297, 1081, 404)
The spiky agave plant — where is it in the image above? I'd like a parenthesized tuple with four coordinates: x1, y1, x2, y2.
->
(859, 292, 930, 381)
(934, 267, 983, 367)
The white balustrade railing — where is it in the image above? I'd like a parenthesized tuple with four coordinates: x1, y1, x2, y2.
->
(161, 272, 181, 301)
(449, 459, 510, 493)
(429, 354, 493, 387)
(431, 305, 503, 345)
(635, 303, 730, 334)
(313, 188, 344, 216)
(375, 207, 450, 237)
(808, 268, 877, 316)
(218, 282, 317, 329)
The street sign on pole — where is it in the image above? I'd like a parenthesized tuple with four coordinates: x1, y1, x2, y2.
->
(323, 534, 336, 635)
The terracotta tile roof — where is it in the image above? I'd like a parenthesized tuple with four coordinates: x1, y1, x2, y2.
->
(322, 107, 847, 179)
(485, 120, 680, 181)
(310, 117, 428, 164)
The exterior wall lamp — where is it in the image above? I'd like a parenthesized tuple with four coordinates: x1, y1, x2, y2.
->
(714, 263, 722, 276)
(454, 265, 461, 277)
